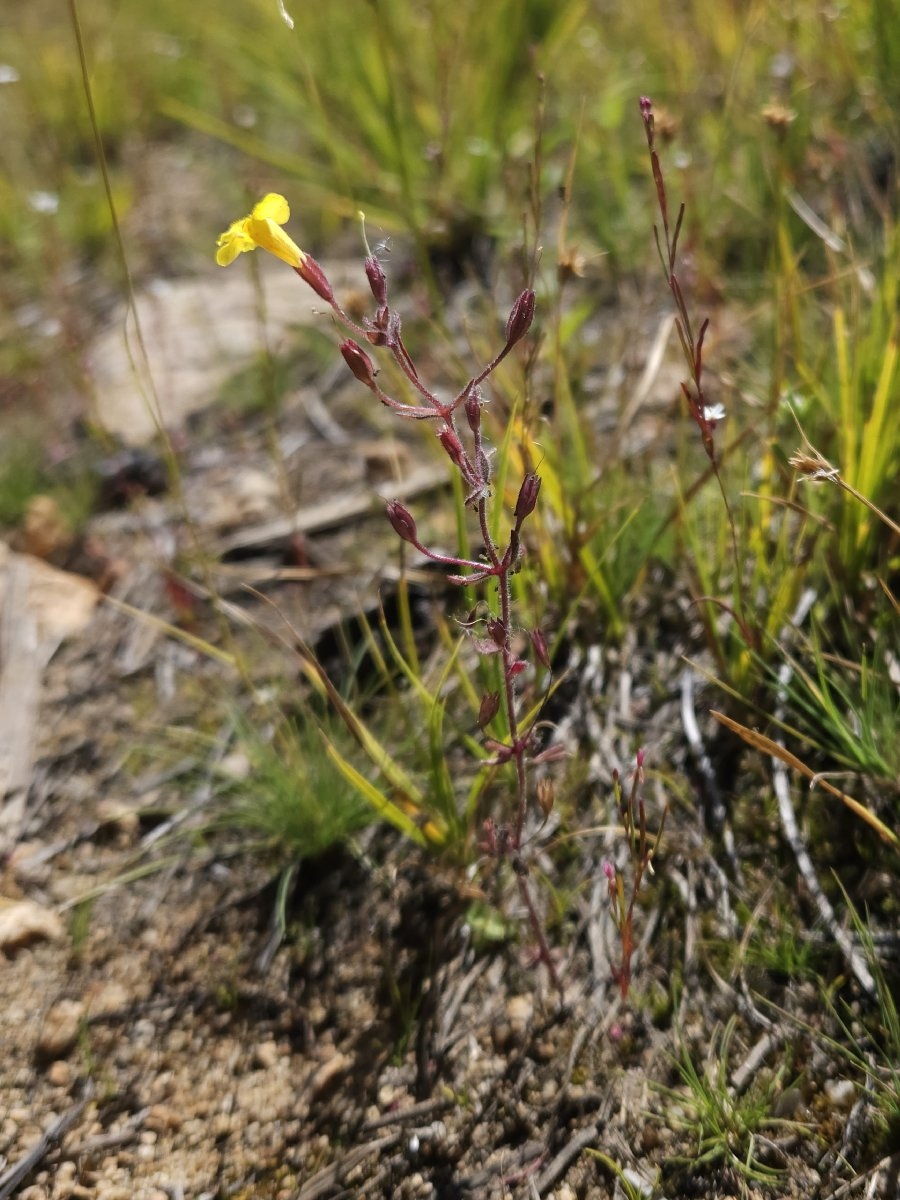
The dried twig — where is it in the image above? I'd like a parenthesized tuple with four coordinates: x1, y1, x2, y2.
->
(680, 666, 737, 873)
(0, 1084, 93, 1199)
(534, 1123, 602, 1194)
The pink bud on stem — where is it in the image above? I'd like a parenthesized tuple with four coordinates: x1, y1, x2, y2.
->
(514, 472, 541, 523)
(364, 255, 388, 305)
(505, 289, 536, 347)
(295, 255, 334, 303)
(385, 500, 418, 545)
(340, 339, 378, 388)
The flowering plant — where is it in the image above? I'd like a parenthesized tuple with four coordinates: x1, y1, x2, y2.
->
(218, 196, 564, 990)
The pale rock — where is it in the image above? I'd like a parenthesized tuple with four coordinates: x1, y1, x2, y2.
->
(824, 1078, 856, 1111)
(47, 1059, 73, 1087)
(50, 1159, 76, 1200)
(86, 980, 131, 1018)
(37, 999, 85, 1060)
(88, 262, 361, 445)
(492, 994, 533, 1051)
(252, 1040, 279, 1070)
(0, 897, 63, 953)
(507, 994, 533, 1036)
(6, 841, 50, 885)
(218, 750, 251, 781)
(199, 466, 280, 531)
(0, 545, 99, 652)
(94, 799, 140, 841)
(144, 1103, 183, 1133)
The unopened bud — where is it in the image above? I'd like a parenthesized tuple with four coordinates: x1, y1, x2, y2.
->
(486, 616, 507, 649)
(507, 659, 527, 679)
(340, 339, 378, 388)
(385, 500, 418, 544)
(295, 254, 334, 303)
(437, 425, 466, 470)
(537, 777, 555, 820)
(514, 472, 541, 522)
(505, 289, 535, 347)
(640, 95, 654, 140)
(365, 255, 388, 305)
(477, 691, 501, 728)
(530, 627, 551, 670)
(464, 387, 482, 434)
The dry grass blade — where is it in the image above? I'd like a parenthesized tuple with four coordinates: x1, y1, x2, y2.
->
(710, 710, 898, 847)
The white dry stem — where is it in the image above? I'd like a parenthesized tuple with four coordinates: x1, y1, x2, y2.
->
(771, 589, 876, 996)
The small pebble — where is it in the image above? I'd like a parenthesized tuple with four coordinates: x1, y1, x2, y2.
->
(824, 1078, 856, 1111)
(492, 994, 533, 1051)
(36, 1000, 84, 1061)
(253, 1040, 279, 1070)
(47, 1060, 73, 1088)
(145, 1099, 182, 1128)
(86, 981, 130, 1018)
(308, 1051, 350, 1099)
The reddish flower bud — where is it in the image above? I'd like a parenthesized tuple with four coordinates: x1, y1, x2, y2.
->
(640, 95, 654, 143)
(505, 289, 535, 347)
(514, 472, 541, 522)
(530, 627, 551, 670)
(365, 255, 388, 305)
(437, 425, 466, 470)
(507, 659, 527, 679)
(486, 616, 507, 649)
(385, 500, 418, 544)
(295, 254, 334, 302)
(477, 691, 501, 728)
(340, 339, 378, 388)
(464, 387, 482, 434)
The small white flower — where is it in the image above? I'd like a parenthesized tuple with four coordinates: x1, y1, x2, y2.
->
(0, 64, 20, 85)
(28, 191, 59, 215)
(702, 404, 726, 423)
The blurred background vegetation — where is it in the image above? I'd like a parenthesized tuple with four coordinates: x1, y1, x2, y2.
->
(3, 0, 897, 343)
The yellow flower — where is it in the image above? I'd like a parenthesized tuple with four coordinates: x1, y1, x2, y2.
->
(216, 193, 306, 268)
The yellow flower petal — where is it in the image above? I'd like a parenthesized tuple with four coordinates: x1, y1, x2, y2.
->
(252, 193, 290, 224)
(215, 194, 305, 268)
(215, 218, 254, 266)
(246, 216, 305, 268)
